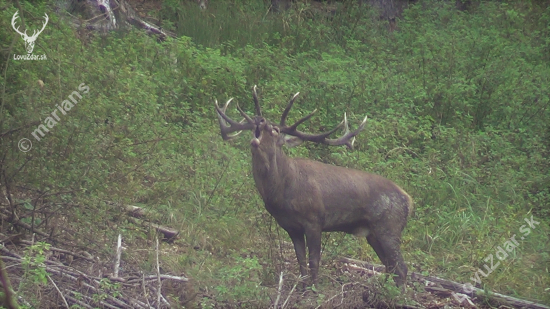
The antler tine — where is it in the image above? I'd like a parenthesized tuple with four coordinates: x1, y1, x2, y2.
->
(276, 90, 367, 148)
(215, 98, 234, 123)
(279, 91, 325, 135)
(324, 114, 368, 149)
(253, 85, 262, 116)
(215, 98, 255, 140)
(281, 112, 368, 149)
(286, 109, 319, 131)
(236, 104, 254, 123)
(280, 92, 301, 126)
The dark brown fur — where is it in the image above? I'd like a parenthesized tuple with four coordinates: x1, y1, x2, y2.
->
(250, 117, 412, 287)
(215, 88, 413, 288)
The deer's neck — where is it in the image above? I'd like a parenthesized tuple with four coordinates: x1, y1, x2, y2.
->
(251, 146, 295, 205)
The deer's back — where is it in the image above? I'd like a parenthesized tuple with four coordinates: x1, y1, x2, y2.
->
(287, 158, 412, 232)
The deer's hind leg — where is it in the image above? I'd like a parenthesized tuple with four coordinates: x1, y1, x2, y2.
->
(368, 233, 407, 289)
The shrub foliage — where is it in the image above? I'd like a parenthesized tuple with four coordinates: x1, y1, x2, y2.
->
(1, 0, 549, 306)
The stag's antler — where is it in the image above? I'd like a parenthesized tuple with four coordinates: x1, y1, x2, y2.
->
(252, 85, 262, 116)
(279, 92, 368, 149)
(215, 86, 367, 148)
(215, 98, 254, 140)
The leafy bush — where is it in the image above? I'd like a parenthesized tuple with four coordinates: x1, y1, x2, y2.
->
(0, 0, 548, 306)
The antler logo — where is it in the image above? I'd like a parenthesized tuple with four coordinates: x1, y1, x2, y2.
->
(12, 11, 48, 54)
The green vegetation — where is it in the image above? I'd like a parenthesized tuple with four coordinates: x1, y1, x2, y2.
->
(1, 0, 549, 307)
(18, 242, 50, 308)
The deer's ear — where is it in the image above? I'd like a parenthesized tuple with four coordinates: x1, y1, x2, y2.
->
(283, 135, 304, 148)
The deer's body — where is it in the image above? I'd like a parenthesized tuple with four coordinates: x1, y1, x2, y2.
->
(254, 157, 411, 235)
(215, 86, 412, 288)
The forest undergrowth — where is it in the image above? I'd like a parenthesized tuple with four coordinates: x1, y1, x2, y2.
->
(0, 0, 548, 307)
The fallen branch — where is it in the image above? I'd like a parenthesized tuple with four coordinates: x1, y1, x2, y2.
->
(47, 275, 69, 308)
(19, 239, 94, 262)
(411, 272, 550, 309)
(315, 282, 355, 309)
(0, 210, 76, 248)
(127, 216, 179, 240)
(126, 274, 188, 284)
(0, 210, 49, 238)
(281, 276, 301, 309)
(0, 239, 186, 308)
(1, 245, 99, 282)
(338, 257, 550, 309)
(339, 257, 385, 272)
(142, 274, 152, 308)
(66, 289, 129, 309)
(123, 205, 149, 218)
(343, 263, 384, 278)
(117, 0, 174, 40)
(56, 0, 174, 40)
(273, 272, 283, 309)
(150, 285, 171, 307)
(63, 294, 94, 309)
(105, 202, 180, 240)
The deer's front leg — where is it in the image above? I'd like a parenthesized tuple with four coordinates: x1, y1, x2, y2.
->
(288, 231, 308, 279)
(305, 228, 322, 284)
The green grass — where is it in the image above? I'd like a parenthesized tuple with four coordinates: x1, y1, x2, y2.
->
(1, 0, 549, 307)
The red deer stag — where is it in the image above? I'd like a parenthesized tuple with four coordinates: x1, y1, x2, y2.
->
(214, 86, 413, 288)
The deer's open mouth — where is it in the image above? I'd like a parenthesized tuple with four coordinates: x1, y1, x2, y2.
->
(251, 126, 262, 147)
